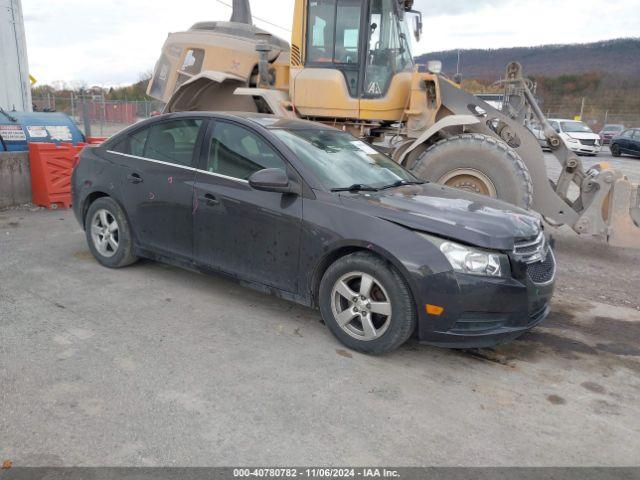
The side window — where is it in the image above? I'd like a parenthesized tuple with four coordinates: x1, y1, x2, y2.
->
(130, 128, 149, 157)
(334, 0, 361, 64)
(110, 137, 129, 154)
(632, 130, 640, 140)
(549, 121, 560, 133)
(110, 128, 148, 156)
(307, 0, 336, 63)
(144, 119, 203, 167)
(207, 123, 286, 180)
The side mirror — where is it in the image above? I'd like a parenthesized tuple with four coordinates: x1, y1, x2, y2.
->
(413, 13, 422, 42)
(248, 168, 295, 194)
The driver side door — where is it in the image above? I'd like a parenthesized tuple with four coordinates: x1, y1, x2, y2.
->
(192, 121, 303, 293)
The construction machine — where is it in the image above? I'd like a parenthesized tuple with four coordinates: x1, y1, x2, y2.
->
(147, 0, 640, 248)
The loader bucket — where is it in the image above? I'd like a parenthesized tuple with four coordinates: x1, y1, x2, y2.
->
(606, 177, 640, 248)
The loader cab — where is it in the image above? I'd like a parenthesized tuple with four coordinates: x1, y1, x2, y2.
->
(291, 0, 417, 121)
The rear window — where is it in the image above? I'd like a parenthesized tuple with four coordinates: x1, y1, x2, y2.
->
(113, 119, 203, 167)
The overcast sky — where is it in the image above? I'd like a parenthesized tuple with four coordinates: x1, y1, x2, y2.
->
(22, 0, 640, 87)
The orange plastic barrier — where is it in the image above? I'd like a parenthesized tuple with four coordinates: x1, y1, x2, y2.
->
(28, 142, 89, 209)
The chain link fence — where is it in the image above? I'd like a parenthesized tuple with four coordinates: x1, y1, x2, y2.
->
(32, 95, 165, 138)
(541, 97, 640, 130)
(32, 94, 640, 138)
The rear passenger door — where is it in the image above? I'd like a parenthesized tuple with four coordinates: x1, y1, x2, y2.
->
(109, 117, 205, 259)
(192, 120, 302, 293)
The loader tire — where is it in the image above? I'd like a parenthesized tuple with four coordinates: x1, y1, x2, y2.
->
(411, 133, 534, 208)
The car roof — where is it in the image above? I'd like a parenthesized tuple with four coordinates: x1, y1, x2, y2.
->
(157, 111, 336, 131)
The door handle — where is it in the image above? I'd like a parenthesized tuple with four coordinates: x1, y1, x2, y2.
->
(200, 193, 220, 206)
(128, 173, 143, 184)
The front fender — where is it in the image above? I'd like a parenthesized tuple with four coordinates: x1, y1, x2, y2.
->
(398, 114, 481, 164)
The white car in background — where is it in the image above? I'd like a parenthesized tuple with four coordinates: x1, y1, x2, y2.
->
(548, 118, 602, 156)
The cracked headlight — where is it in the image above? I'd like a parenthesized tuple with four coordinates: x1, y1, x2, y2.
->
(418, 233, 509, 277)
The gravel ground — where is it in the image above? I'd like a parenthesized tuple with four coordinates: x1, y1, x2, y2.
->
(1, 151, 639, 466)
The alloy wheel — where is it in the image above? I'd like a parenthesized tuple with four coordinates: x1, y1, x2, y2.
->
(90, 209, 120, 258)
(438, 168, 498, 197)
(330, 271, 392, 341)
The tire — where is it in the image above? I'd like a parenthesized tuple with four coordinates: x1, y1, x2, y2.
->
(611, 143, 621, 157)
(85, 196, 138, 268)
(411, 133, 533, 208)
(319, 252, 417, 354)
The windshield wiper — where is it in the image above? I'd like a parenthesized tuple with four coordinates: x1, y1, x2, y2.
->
(331, 184, 380, 193)
(379, 180, 426, 190)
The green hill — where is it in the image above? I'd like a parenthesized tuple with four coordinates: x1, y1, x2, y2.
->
(416, 38, 640, 80)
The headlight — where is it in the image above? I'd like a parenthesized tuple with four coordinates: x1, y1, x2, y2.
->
(565, 137, 579, 144)
(418, 233, 509, 277)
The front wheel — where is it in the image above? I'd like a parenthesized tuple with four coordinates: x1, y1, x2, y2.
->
(319, 252, 417, 354)
(411, 133, 533, 208)
(85, 197, 138, 268)
(611, 143, 621, 157)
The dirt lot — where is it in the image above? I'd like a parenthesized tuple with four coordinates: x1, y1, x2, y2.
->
(1, 190, 639, 466)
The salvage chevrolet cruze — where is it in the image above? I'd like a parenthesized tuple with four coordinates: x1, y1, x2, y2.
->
(72, 113, 555, 354)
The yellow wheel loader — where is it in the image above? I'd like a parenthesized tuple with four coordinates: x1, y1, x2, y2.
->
(147, 0, 640, 248)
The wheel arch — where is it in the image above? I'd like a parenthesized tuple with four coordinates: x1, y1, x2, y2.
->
(397, 114, 481, 165)
(81, 191, 110, 229)
(309, 241, 420, 313)
(81, 192, 133, 239)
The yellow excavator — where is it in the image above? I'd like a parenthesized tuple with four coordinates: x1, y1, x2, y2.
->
(147, 0, 640, 248)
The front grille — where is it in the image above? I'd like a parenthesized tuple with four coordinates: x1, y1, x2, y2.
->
(526, 249, 556, 285)
(579, 139, 596, 146)
(513, 232, 546, 263)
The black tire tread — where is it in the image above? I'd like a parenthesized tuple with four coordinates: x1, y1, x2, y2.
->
(611, 144, 621, 157)
(85, 197, 138, 268)
(319, 251, 416, 355)
(412, 133, 534, 208)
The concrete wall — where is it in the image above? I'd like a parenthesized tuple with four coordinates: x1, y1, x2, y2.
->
(0, 151, 31, 208)
(0, 0, 32, 112)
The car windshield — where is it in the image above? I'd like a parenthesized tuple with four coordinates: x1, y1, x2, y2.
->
(272, 129, 418, 190)
(603, 125, 624, 132)
(560, 121, 593, 133)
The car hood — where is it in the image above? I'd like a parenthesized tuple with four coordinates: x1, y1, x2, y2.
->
(565, 132, 599, 140)
(339, 184, 541, 251)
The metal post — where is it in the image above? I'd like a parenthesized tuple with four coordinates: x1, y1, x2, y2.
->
(579, 97, 585, 121)
(80, 90, 92, 138)
(70, 92, 75, 119)
(101, 94, 106, 136)
(604, 110, 608, 126)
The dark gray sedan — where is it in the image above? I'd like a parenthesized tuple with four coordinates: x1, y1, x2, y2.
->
(611, 128, 640, 158)
(72, 112, 555, 354)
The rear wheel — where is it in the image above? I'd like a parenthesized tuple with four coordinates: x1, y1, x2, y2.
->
(85, 197, 138, 268)
(411, 133, 533, 208)
(319, 252, 416, 354)
(611, 143, 621, 157)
